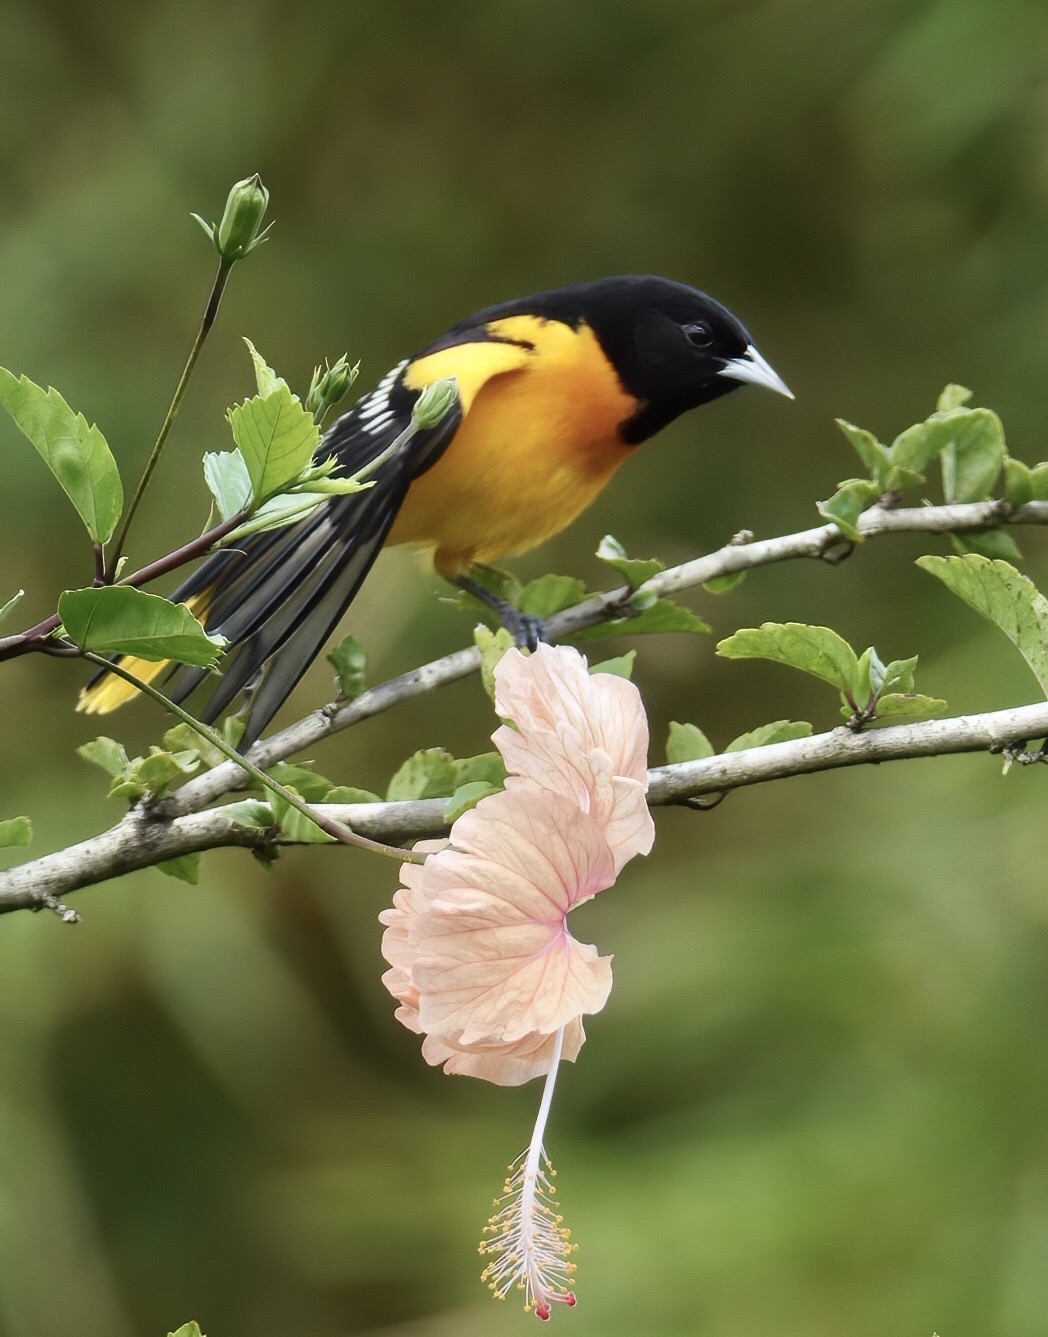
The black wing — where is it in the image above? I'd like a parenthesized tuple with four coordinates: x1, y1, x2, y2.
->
(159, 367, 460, 747)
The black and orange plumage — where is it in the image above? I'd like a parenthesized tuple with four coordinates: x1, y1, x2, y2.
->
(80, 275, 792, 745)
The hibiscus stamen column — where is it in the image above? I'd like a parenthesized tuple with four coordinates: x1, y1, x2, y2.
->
(480, 1027, 578, 1320)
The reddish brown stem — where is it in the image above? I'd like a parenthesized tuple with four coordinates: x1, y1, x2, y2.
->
(0, 508, 248, 662)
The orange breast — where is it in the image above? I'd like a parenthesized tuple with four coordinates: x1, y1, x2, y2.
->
(387, 316, 637, 576)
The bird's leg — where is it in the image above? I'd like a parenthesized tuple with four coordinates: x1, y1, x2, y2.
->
(455, 576, 548, 652)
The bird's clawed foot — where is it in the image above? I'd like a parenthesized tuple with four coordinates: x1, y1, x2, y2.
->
(501, 607, 547, 652)
(455, 576, 549, 651)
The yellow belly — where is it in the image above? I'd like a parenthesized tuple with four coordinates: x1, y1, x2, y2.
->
(387, 316, 636, 576)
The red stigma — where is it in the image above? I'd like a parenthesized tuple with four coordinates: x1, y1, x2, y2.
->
(536, 1303, 551, 1321)
(565, 1294, 577, 1307)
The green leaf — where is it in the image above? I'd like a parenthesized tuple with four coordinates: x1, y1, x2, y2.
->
(168, 1325, 205, 1337)
(104, 745, 199, 802)
(878, 656, 918, 696)
(882, 464, 927, 493)
(77, 736, 130, 777)
(220, 490, 329, 542)
(0, 367, 123, 543)
(157, 853, 202, 884)
(0, 816, 32, 849)
(223, 799, 275, 830)
(937, 383, 973, 413)
(446, 782, 499, 822)
(589, 650, 636, 679)
(939, 408, 1006, 502)
(816, 479, 881, 542)
(1003, 458, 1034, 507)
(851, 646, 876, 709)
(243, 338, 289, 397)
(220, 717, 245, 750)
(474, 624, 514, 700)
(725, 720, 814, 751)
(666, 720, 714, 763)
(949, 529, 1023, 563)
(132, 748, 199, 795)
(890, 418, 952, 475)
(716, 622, 859, 694)
(0, 589, 24, 627)
(574, 597, 710, 641)
(890, 406, 1002, 488)
(270, 790, 333, 844)
(872, 693, 949, 722)
(1030, 463, 1048, 500)
(387, 748, 458, 801)
(325, 785, 382, 804)
(58, 587, 226, 668)
(918, 554, 1048, 695)
(327, 634, 367, 700)
(266, 763, 334, 803)
(702, 571, 746, 595)
(454, 752, 508, 788)
(227, 384, 321, 502)
(518, 574, 587, 618)
(595, 534, 665, 590)
(162, 723, 227, 769)
(835, 419, 889, 480)
(203, 449, 253, 521)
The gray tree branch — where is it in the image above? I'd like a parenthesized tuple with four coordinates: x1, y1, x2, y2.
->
(2, 699, 1046, 915)
(3, 498, 1047, 916)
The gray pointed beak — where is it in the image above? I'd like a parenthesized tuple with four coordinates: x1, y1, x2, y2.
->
(718, 344, 794, 400)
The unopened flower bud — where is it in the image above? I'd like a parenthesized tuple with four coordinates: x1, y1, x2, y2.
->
(412, 377, 459, 431)
(306, 355, 358, 424)
(214, 174, 270, 261)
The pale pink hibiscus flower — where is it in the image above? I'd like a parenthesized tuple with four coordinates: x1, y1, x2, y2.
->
(379, 643, 654, 1319)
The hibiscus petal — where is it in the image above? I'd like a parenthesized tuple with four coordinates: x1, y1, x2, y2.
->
(406, 789, 617, 1043)
(415, 915, 612, 1044)
(427, 787, 617, 918)
(494, 645, 649, 783)
(421, 1018, 586, 1086)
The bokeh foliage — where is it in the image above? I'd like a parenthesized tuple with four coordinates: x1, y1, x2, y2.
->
(1, 1, 1048, 1334)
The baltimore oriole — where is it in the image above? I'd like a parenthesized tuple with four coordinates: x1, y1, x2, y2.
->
(80, 275, 792, 745)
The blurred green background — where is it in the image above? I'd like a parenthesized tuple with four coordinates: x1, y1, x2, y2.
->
(2, 1, 1048, 1333)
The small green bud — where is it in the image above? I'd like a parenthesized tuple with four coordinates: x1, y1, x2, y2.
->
(412, 377, 459, 431)
(213, 174, 271, 261)
(306, 355, 358, 425)
(629, 587, 659, 612)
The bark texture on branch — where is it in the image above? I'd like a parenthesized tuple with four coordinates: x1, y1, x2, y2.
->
(4, 498, 1047, 916)
(3, 700, 1045, 916)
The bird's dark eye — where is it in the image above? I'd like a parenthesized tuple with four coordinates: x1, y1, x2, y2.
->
(684, 321, 714, 348)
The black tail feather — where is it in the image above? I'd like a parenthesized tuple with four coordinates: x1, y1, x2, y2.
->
(86, 388, 461, 746)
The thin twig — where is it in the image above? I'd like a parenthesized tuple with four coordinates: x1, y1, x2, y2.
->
(78, 652, 424, 866)
(108, 258, 233, 569)
(0, 509, 250, 662)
